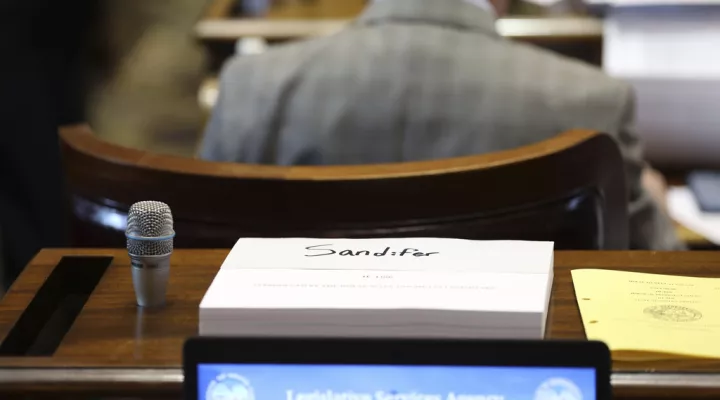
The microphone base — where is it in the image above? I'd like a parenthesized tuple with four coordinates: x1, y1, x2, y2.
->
(129, 254, 171, 308)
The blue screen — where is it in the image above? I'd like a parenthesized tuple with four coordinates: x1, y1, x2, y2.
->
(198, 364, 596, 400)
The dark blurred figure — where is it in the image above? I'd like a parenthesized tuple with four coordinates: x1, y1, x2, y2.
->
(0, 1, 98, 288)
(200, 0, 682, 250)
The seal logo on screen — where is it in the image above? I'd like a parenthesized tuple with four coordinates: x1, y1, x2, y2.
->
(644, 305, 702, 322)
(534, 377, 583, 400)
(205, 373, 254, 400)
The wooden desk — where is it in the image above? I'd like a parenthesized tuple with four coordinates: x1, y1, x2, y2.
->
(1, 249, 719, 399)
(196, 0, 602, 44)
(196, 17, 603, 71)
(195, 17, 603, 42)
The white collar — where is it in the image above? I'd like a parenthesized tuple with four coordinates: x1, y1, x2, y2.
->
(462, 0, 496, 14)
(374, 0, 496, 17)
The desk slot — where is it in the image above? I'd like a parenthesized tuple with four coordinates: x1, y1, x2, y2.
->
(0, 256, 113, 356)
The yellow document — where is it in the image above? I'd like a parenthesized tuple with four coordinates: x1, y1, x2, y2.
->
(572, 269, 720, 361)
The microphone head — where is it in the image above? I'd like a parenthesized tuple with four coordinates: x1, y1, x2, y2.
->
(126, 201, 174, 256)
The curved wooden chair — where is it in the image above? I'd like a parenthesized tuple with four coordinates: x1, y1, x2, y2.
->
(61, 129, 628, 250)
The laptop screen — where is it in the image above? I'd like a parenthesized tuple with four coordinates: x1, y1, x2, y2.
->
(198, 364, 596, 400)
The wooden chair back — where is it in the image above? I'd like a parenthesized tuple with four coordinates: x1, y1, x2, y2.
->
(61, 129, 628, 250)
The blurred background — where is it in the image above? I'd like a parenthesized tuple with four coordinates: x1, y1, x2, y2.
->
(88, 0, 594, 157)
(85, 0, 212, 156)
(3, 0, 720, 288)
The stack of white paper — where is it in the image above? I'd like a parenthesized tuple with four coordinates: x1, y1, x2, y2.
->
(668, 186, 720, 245)
(200, 238, 554, 339)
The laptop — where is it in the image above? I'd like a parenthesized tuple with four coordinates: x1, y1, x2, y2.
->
(184, 338, 611, 400)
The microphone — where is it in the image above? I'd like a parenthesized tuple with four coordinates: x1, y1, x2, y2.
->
(126, 201, 175, 308)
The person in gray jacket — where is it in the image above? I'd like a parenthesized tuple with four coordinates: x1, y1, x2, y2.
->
(199, 0, 683, 251)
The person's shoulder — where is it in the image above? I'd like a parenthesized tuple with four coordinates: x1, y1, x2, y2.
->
(219, 35, 338, 82)
(500, 38, 632, 103)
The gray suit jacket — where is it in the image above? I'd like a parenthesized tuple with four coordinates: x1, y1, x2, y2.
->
(200, 0, 682, 250)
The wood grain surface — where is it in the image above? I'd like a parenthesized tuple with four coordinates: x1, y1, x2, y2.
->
(1, 249, 719, 371)
(2, 249, 720, 399)
(63, 129, 628, 251)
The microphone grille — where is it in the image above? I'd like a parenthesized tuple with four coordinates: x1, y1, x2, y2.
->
(126, 201, 174, 256)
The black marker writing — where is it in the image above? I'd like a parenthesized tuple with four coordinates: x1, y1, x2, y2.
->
(305, 244, 439, 258)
